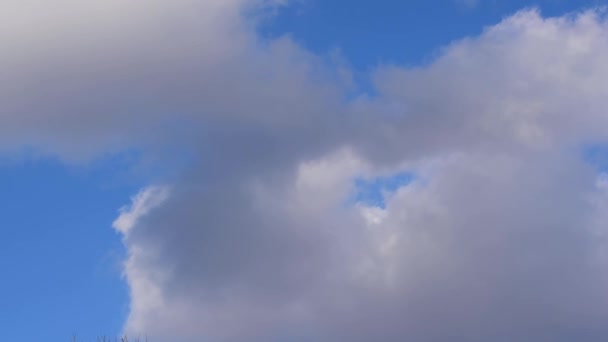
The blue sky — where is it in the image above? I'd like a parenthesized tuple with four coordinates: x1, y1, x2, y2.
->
(0, 157, 138, 340)
(261, 0, 605, 69)
(2, 0, 608, 341)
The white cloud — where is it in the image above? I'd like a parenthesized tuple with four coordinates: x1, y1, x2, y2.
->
(113, 186, 170, 235)
(3, 1, 608, 341)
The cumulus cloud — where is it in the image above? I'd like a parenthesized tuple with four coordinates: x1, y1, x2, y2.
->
(4, 0, 608, 341)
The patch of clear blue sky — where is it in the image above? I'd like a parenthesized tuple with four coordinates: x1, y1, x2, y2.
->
(261, 0, 605, 70)
(1, 0, 605, 339)
(585, 144, 608, 172)
(260, 0, 605, 95)
(352, 171, 414, 208)
(0, 154, 141, 340)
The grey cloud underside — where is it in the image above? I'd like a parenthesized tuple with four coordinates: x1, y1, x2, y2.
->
(4, 1, 608, 341)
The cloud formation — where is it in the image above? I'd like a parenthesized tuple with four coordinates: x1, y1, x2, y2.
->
(4, 1, 608, 341)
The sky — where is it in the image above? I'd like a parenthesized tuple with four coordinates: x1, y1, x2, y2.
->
(2, 0, 608, 341)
